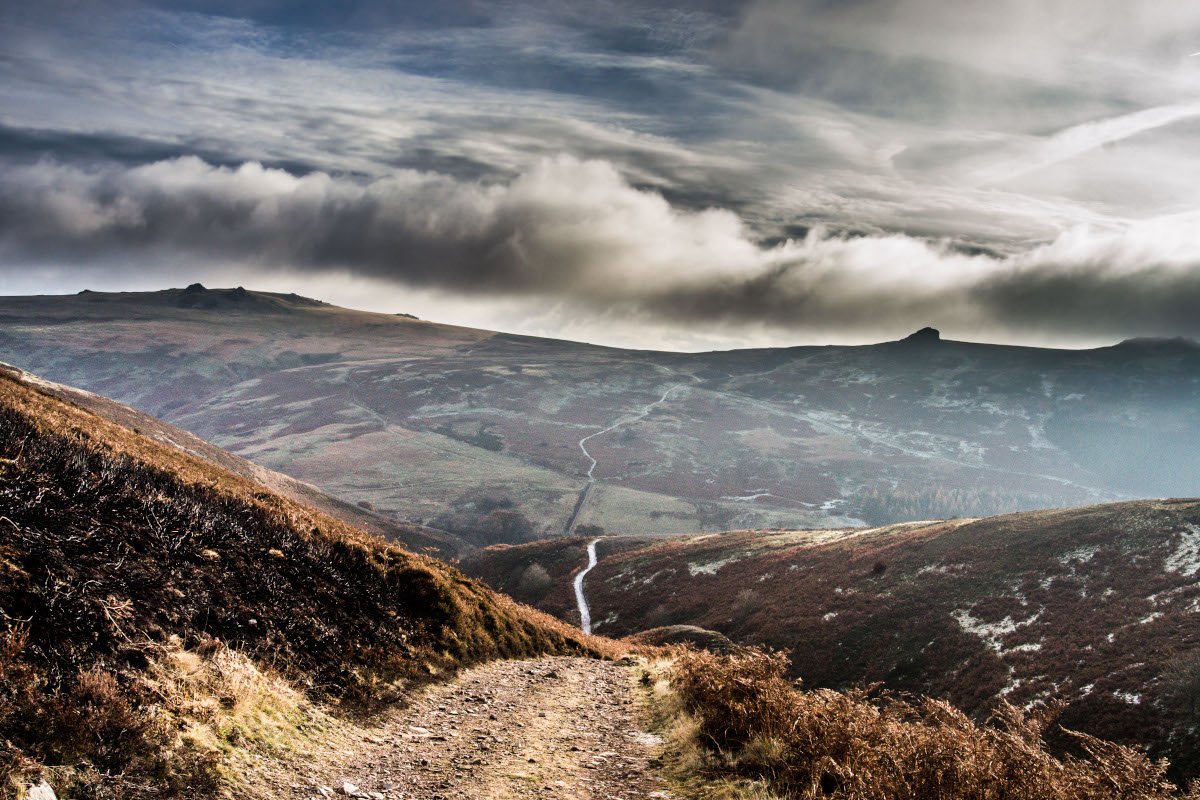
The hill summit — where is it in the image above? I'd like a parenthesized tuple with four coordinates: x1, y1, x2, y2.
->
(899, 325, 941, 344)
(173, 284, 327, 311)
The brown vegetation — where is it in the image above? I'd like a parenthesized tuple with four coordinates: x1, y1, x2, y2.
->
(0, 371, 614, 797)
(472, 503, 1200, 780)
(661, 647, 1199, 800)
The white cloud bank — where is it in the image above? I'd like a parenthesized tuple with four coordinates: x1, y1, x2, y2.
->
(3, 154, 1200, 348)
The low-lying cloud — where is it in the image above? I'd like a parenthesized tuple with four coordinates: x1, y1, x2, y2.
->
(3, 154, 1200, 345)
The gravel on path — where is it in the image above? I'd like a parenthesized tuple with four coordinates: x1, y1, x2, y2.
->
(289, 656, 671, 800)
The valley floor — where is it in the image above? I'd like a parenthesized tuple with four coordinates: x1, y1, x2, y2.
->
(269, 657, 668, 800)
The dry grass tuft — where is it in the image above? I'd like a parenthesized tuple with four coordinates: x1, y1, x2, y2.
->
(143, 637, 337, 796)
(659, 647, 1200, 800)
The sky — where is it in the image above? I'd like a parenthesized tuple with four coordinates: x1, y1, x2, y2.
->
(2, 1, 1200, 350)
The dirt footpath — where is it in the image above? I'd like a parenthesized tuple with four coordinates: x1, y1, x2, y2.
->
(290, 656, 671, 800)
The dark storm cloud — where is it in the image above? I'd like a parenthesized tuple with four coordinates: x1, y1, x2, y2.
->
(640, 244, 1200, 342)
(971, 270, 1200, 336)
(0, 156, 748, 293)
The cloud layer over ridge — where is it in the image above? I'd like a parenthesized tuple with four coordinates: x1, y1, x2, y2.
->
(2, 0, 1199, 348)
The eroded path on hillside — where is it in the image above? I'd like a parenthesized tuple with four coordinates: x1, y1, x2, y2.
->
(577, 383, 689, 480)
(573, 538, 602, 634)
(287, 657, 669, 800)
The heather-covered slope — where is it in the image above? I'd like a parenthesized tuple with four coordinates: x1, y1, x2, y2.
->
(0, 369, 610, 797)
(0, 361, 466, 559)
(465, 501, 1200, 779)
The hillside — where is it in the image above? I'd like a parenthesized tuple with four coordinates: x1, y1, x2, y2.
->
(0, 362, 466, 559)
(5, 287, 1200, 545)
(4, 347, 1200, 799)
(0, 366, 610, 797)
(464, 500, 1200, 780)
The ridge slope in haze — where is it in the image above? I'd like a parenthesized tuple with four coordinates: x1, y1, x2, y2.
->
(7, 287, 1200, 543)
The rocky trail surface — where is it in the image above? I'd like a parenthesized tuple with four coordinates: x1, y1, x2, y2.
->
(286, 657, 671, 800)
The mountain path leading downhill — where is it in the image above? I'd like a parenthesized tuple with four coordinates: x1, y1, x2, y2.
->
(573, 538, 602, 634)
(282, 657, 670, 800)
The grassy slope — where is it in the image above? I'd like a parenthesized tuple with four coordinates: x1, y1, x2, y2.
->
(465, 503, 1200, 780)
(0, 370, 613, 797)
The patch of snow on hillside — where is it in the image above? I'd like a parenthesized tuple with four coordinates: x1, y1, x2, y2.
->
(951, 608, 1043, 653)
(803, 409, 854, 434)
(1147, 587, 1185, 606)
(921, 393, 970, 410)
(758, 572, 773, 582)
(1165, 524, 1200, 577)
(607, 569, 632, 587)
(840, 370, 879, 385)
(957, 440, 985, 462)
(1114, 690, 1142, 705)
(1057, 546, 1098, 565)
(1140, 612, 1163, 625)
(595, 611, 619, 630)
(639, 570, 670, 586)
(1002, 672, 1051, 706)
(281, 397, 323, 411)
(823, 612, 838, 622)
(724, 492, 774, 502)
(687, 555, 742, 576)
(917, 563, 966, 577)
(1027, 423, 1055, 450)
